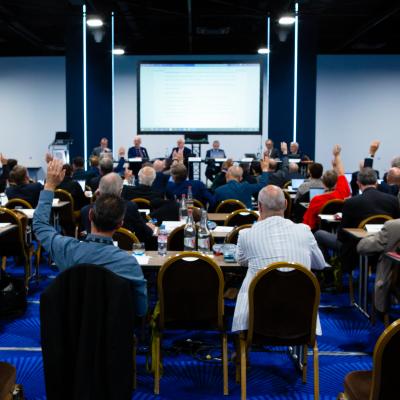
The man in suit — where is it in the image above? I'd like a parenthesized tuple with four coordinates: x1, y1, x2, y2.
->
(57, 164, 89, 211)
(92, 137, 112, 157)
(264, 142, 289, 188)
(315, 167, 400, 271)
(122, 166, 165, 209)
(357, 218, 400, 315)
(205, 140, 226, 182)
(263, 138, 280, 159)
(232, 185, 327, 332)
(215, 159, 269, 209)
(81, 172, 157, 249)
(6, 165, 43, 207)
(86, 157, 114, 192)
(0, 154, 17, 193)
(127, 136, 149, 176)
(289, 141, 310, 161)
(166, 163, 215, 209)
(151, 160, 169, 194)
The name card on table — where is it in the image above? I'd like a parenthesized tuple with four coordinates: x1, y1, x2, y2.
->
(128, 157, 143, 162)
(188, 157, 202, 162)
(214, 158, 227, 163)
(289, 158, 301, 163)
(241, 158, 253, 163)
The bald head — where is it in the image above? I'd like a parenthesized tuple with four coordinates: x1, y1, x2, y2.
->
(268, 159, 278, 171)
(226, 165, 243, 182)
(387, 167, 400, 186)
(289, 163, 299, 173)
(138, 166, 156, 186)
(258, 185, 286, 219)
(153, 159, 164, 172)
(99, 172, 123, 196)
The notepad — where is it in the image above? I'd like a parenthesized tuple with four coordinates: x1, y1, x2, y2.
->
(133, 255, 150, 265)
(365, 224, 384, 233)
(213, 226, 234, 233)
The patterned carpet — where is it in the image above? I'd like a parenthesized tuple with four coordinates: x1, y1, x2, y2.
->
(0, 262, 387, 399)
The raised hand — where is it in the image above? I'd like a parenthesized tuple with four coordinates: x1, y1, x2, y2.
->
(45, 159, 65, 191)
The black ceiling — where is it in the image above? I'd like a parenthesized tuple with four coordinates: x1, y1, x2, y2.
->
(0, 0, 399, 56)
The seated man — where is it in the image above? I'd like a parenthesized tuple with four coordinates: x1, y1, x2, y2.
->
(289, 141, 310, 161)
(6, 165, 43, 207)
(265, 142, 289, 188)
(215, 159, 269, 209)
(166, 163, 216, 209)
(210, 159, 234, 192)
(127, 136, 149, 176)
(122, 166, 165, 209)
(81, 172, 156, 249)
(303, 145, 350, 230)
(33, 159, 147, 317)
(151, 160, 169, 194)
(57, 164, 89, 211)
(357, 218, 400, 316)
(263, 138, 280, 159)
(71, 156, 87, 181)
(0, 154, 18, 193)
(287, 163, 304, 181)
(232, 185, 327, 333)
(205, 140, 226, 182)
(86, 157, 114, 192)
(295, 163, 324, 202)
(315, 167, 400, 271)
(92, 137, 112, 157)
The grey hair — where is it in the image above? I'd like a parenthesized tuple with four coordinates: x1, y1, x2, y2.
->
(99, 172, 123, 195)
(391, 156, 400, 168)
(99, 157, 114, 174)
(357, 167, 377, 186)
(138, 166, 156, 186)
(290, 142, 299, 147)
(258, 185, 286, 212)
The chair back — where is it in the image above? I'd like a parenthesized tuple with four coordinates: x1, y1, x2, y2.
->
(283, 190, 292, 219)
(358, 214, 393, 229)
(54, 189, 77, 237)
(112, 227, 140, 250)
(283, 180, 291, 189)
(224, 224, 252, 244)
(224, 210, 258, 227)
(193, 198, 205, 209)
(215, 199, 246, 213)
(370, 319, 400, 399)
(247, 262, 320, 347)
(131, 197, 151, 210)
(5, 198, 33, 209)
(157, 252, 224, 330)
(40, 264, 135, 400)
(319, 199, 344, 215)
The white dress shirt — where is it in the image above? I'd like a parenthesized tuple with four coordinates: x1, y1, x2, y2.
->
(232, 216, 327, 333)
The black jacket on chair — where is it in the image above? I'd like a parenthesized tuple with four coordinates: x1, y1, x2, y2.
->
(40, 264, 136, 400)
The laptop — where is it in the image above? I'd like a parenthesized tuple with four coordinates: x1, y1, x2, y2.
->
(291, 178, 305, 190)
(309, 187, 325, 201)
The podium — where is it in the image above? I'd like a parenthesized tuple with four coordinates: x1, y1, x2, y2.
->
(185, 134, 209, 180)
(48, 132, 73, 165)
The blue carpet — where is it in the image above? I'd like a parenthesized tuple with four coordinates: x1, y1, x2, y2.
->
(0, 260, 388, 399)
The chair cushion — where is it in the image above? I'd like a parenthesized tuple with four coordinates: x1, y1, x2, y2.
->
(344, 370, 372, 400)
(0, 362, 16, 400)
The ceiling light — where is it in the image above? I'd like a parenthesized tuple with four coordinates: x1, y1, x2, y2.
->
(87, 18, 103, 28)
(257, 48, 270, 55)
(278, 15, 296, 25)
(113, 48, 125, 55)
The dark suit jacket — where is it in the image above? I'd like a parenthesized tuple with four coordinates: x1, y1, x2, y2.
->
(127, 146, 149, 159)
(338, 188, 400, 271)
(80, 200, 155, 247)
(40, 264, 135, 400)
(151, 172, 169, 194)
(57, 177, 89, 211)
(121, 184, 165, 209)
(169, 147, 192, 164)
(264, 148, 280, 159)
(6, 182, 43, 208)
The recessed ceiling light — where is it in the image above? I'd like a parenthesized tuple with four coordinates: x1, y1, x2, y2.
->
(113, 48, 125, 55)
(278, 15, 296, 25)
(87, 18, 103, 28)
(257, 48, 270, 55)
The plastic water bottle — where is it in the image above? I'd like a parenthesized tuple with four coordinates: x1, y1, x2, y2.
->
(158, 224, 168, 256)
(198, 209, 211, 254)
(179, 194, 188, 222)
(184, 209, 196, 251)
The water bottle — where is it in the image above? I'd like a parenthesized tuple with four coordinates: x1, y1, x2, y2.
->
(184, 209, 196, 251)
(186, 185, 193, 209)
(179, 194, 188, 222)
(198, 209, 211, 254)
(157, 224, 168, 256)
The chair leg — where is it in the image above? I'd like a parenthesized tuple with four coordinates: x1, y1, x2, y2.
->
(154, 334, 160, 395)
(302, 344, 308, 383)
(313, 340, 319, 400)
(1, 256, 6, 271)
(222, 332, 228, 395)
(240, 335, 247, 400)
(349, 273, 354, 304)
(133, 335, 137, 390)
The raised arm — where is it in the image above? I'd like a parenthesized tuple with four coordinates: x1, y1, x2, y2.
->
(332, 144, 344, 176)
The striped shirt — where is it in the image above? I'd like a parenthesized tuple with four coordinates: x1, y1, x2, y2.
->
(232, 216, 326, 333)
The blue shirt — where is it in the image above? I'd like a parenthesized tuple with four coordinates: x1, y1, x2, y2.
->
(214, 172, 269, 209)
(33, 190, 148, 316)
